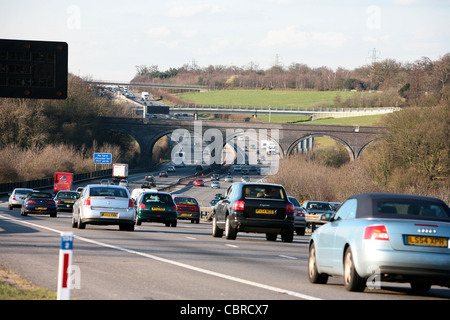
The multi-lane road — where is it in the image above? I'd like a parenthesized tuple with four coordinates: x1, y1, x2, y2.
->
(1, 166, 449, 303)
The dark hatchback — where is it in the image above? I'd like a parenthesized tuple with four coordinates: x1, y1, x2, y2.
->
(54, 190, 80, 212)
(212, 182, 295, 242)
(173, 195, 200, 224)
(135, 191, 177, 227)
(21, 192, 57, 217)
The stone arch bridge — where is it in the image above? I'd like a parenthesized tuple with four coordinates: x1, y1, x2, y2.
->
(98, 117, 385, 167)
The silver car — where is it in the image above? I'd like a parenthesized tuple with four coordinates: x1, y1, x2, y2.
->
(309, 193, 450, 292)
(8, 188, 34, 210)
(72, 184, 135, 231)
(288, 196, 306, 236)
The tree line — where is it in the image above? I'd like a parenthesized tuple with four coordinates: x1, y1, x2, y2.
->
(133, 53, 450, 107)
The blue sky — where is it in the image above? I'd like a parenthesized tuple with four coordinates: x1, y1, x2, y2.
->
(1, 0, 449, 80)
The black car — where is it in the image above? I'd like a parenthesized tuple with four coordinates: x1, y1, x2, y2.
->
(21, 192, 57, 217)
(54, 190, 80, 212)
(212, 182, 295, 242)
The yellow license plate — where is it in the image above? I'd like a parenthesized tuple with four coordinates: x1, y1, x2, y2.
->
(152, 207, 166, 211)
(65, 200, 74, 203)
(180, 213, 191, 216)
(407, 235, 447, 247)
(255, 209, 275, 214)
(101, 212, 118, 218)
(36, 207, 47, 210)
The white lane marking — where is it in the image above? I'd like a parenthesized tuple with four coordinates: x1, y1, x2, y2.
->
(225, 244, 239, 248)
(186, 236, 196, 240)
(0, 214, 321, 300)
(279, 255, 298, 260)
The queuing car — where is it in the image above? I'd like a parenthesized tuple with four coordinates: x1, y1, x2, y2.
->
(308, 193, 450, 292)
(211, 174, 220, 181)
(212, 182, 295, 242)
(135, 190, 177, 227)
(211, 181, 220, 189)
(72, 184, 135, 231)
(173, 195, 200, 224)
(167, 166, 176, 172)
(54, 191, 80, 212)
(288, 196, 306, 236)
(302, 201, 334, 215)
(224, 175, 233, 182)
(8, 188, 34, 210)
(21, 191, 57, 217)
(194, 179, 204, 186)
(241, 176, 250, 182)
(159, 171, 168, 177)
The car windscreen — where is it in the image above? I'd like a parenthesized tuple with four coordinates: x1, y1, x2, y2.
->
(142, 193, 173, 204)
(375, 199, 450, 222)
(89, 187, 128, 198)
(307, 202, 332, 211)
(29, 192, 53, 198)
(243, 186, 285, 200)
(288, 197, 301, 206)
(174, 197, 198, 205)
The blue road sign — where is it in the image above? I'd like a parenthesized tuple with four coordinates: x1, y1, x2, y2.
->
(94, 153, 112, 164)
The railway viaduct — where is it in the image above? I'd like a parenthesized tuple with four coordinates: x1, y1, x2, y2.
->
(98, 117, 385, 168)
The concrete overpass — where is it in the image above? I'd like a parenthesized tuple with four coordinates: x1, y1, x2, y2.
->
(89, 80, 208, 92)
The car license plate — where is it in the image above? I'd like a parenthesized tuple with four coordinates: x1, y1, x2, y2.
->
(152, 207, 165, 211)
(180, 213, 190, 216)
(255, 209, 275, 214)
(407, 235, 447, 247)
(65, 200, 74, 203)
(36, 207, 47, 211)
(101, 212, 118, 218)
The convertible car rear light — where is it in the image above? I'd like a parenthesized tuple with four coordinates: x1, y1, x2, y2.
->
(364, 225, 390, 241)
(232, 200, 245, 211)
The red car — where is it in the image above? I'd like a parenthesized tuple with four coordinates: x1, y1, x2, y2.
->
(173, 196, 200, 224)
(194, 179, 204, 186)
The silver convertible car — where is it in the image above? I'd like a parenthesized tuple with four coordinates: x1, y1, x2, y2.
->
(308, 193, 450, 292)
(72, 184, 135, 231)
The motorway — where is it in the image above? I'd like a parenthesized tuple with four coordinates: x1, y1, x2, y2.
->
(1, 166, 449, 302)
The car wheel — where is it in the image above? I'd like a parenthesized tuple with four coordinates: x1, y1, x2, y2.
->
(77, 213, 86, 229)
(21, 208, 27, 216)
(308, 243, 328, 284)
(8, 204, 12, 210)
(212, 215, 223, 238)
(343, 247, 366, 292)
(410, 281, 431, 292)
(281, 229, 294, 243)
(225, 215, 237, 240)
(71, 215, 77, 228)
(296, 227, 305, 236)
(266, 233, 277, 241)
(136, 217, 142, 225)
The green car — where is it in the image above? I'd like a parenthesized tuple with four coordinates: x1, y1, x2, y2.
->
(135, 191, 177, 227)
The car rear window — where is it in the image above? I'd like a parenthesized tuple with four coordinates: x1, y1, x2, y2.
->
(174, 197, 198, 205)
(143, 193, 173, 204)
(375, 200, 450, 221)
(243, 186, 285, 200)
(58, 192, 78, 198)
(16, 189, 33, 195)
(89, 187, 128, 198)
(29, 192, 53, 198)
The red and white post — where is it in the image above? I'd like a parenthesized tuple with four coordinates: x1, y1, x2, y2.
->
(57, 232, 73, 300)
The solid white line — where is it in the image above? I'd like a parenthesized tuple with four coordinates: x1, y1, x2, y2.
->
(0, 214, 321, 300)
(224, 244, 239, 248)
(186, 236, 196, 240)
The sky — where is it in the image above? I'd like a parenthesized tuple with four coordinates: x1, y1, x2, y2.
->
(1, 0, 449, 81)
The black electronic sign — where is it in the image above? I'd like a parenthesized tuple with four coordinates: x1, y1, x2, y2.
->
(0, 39, 68, 99)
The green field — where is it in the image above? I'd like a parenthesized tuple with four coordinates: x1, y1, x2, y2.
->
(178, 90, 363, 109)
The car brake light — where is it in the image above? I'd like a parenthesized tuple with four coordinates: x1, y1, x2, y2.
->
(232, 200, 245, 211)
(83, 197, 91, 206)
(27, 200, 36, 204)
(128, 199, 134, 208)
(47, 201, 55, 205)
(296, 211, 305, 217)
(286, 203, 295, 214)
(138, 203, 146, 209)
(57, 199, 62, 204)
(364, 225, 390, 241)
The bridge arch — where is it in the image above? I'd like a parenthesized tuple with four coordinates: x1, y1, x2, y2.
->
(286, 134, 355, 161)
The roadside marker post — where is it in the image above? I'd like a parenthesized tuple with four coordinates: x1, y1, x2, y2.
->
(57, 232, 73, 300)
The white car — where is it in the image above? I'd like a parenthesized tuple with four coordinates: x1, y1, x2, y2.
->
(72, 184, 135, 231)
(211, 181, 220, 189)
(167, 166, 176, 172)
(8, 188, 34, 210)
